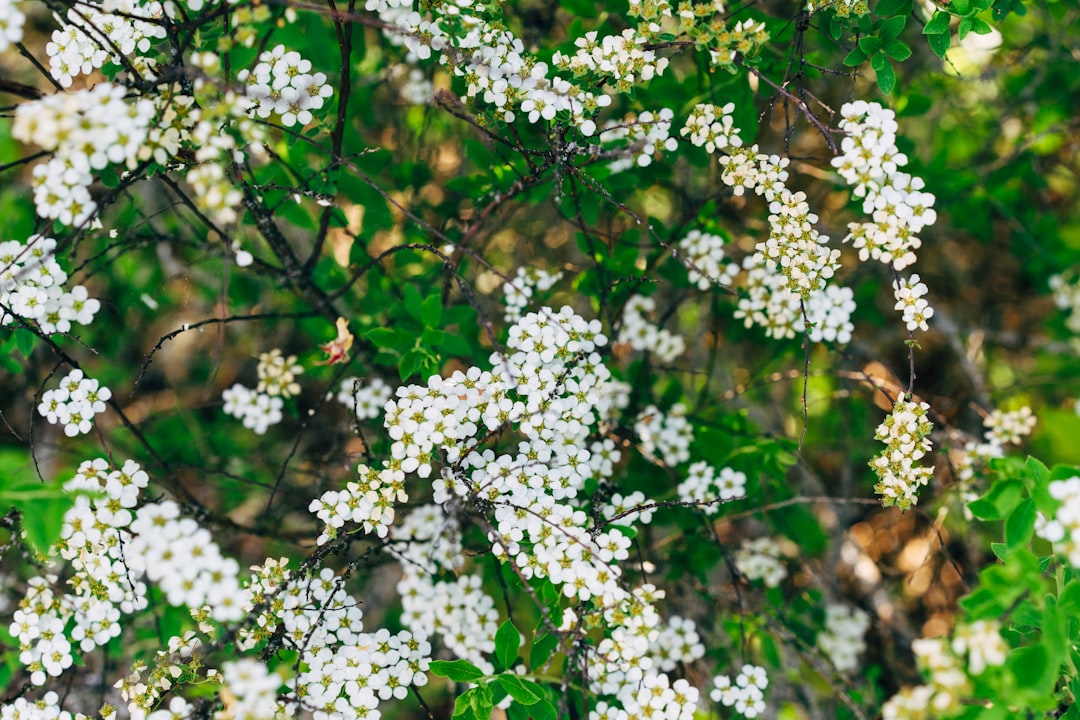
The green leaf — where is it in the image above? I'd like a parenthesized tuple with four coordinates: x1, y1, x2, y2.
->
(495, 619, 521, 671)
(878, 15, 907, 41)
(453, 692, 477, 720)
(859, 36, 883, 55)
(843, 47, 868, 66)
(829, 15, 843, 40)
(951, 0, 971, 13)
(873, 56, 896, 94)
(1005, 499, 1036, 549)
(403, 284, 423, 321)
(874, 0, 912, 16)
(923, 10, 952, 34)
(12, 329, 35, 357)
(969, 16, 992, 33)
(528, 700, 558, 720)
(470, 684, 494, 720)
(421, 294, 442, 328)
(399, 348, 429, 380)
(421, 328, 446, 347)
(365, 327, 411, 352)
(496, 675, 543, 705)
(957, 15, 973, 40)
(884, 41, 912, 61)
(927, 29, 950, 56)
(1026, 456, 1051, 489)
(18, 496, 73, 556)
(970, 478, 1025, 520)
(430, 659, 487, 683)
(530, 633, 559, 669)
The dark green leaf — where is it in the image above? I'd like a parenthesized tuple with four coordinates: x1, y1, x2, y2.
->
(529, 700, 558, 720)
(875, 0, 912, 16)
(874, 57, 896, 94)
(495, 619, 521, 671)
(885, 40, 912, 61)
(843, 47, 869, 66)
(430, 659, 486, 683)
(859, 36, 883, 55)
(12, 329, 35, 357)
(878, 15, 907, 41)
(403, 284, 423, 321)
(530, 633, 559, 669)
(924, 31, 950, 58)
(399, 348, 428, 380)
(365, 327, 411, 352)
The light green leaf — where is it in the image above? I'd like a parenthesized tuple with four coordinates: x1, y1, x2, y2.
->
(496, 675, 543, 705)
(430, 659, 486, 683)
(923, 10, 952, 34)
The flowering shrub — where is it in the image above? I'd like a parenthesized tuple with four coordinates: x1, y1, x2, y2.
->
(2, 0, 1080, 719)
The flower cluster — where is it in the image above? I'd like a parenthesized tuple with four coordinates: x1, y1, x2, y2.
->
(37, 369, 111, 437)
(1050, 271, 1080, 334)
(684, 103, 840, 298)
(882, 623, 1006, 720)
(710, 664, 769, 718)
(676, 460, 748, 512)
(0, 0, 25, 54)
(870, 396, 934, 510)
(650, 616, 706, 672)
(256, 348, 304, 398)
(734, 537, 788, 587)
(954, 405, 1036, 485)
(893, 274, 934, 332)
(806, 0, 868, 16)
(13, 84, 156, 226)
(45, 1, 166, 88)
(677, 229, 739, 291)
(1035, 476, 1080, 567)
(11, 459, 150, 686)
(222, 383, 284, 434)
(399, 573, 497, 673)
(835, 101, 937, 272)
(983, 406, 1037, 446)
(618, 295, 686, 362)
(222, 349, 303, 433)
(818, 604, 870, 672)
(239, 44, 334, 128)
(635, 403, 693, 466)
(733, 254, 856, 343)
(681, 102, 741, 154)
(503, 266, 563, 322)
(309, 463, 403, 543)
(219, 659, 283, 720)
(337, 376, 393, 420)
(1, 235, 101, 335)
(390, 503, 463, 572)
(554, 29, 670, 94)
(0, 692, 72, 720)
(602, 109, 680, 172)
(126, 501, 245, 622)
(601, 491, 653, 526)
